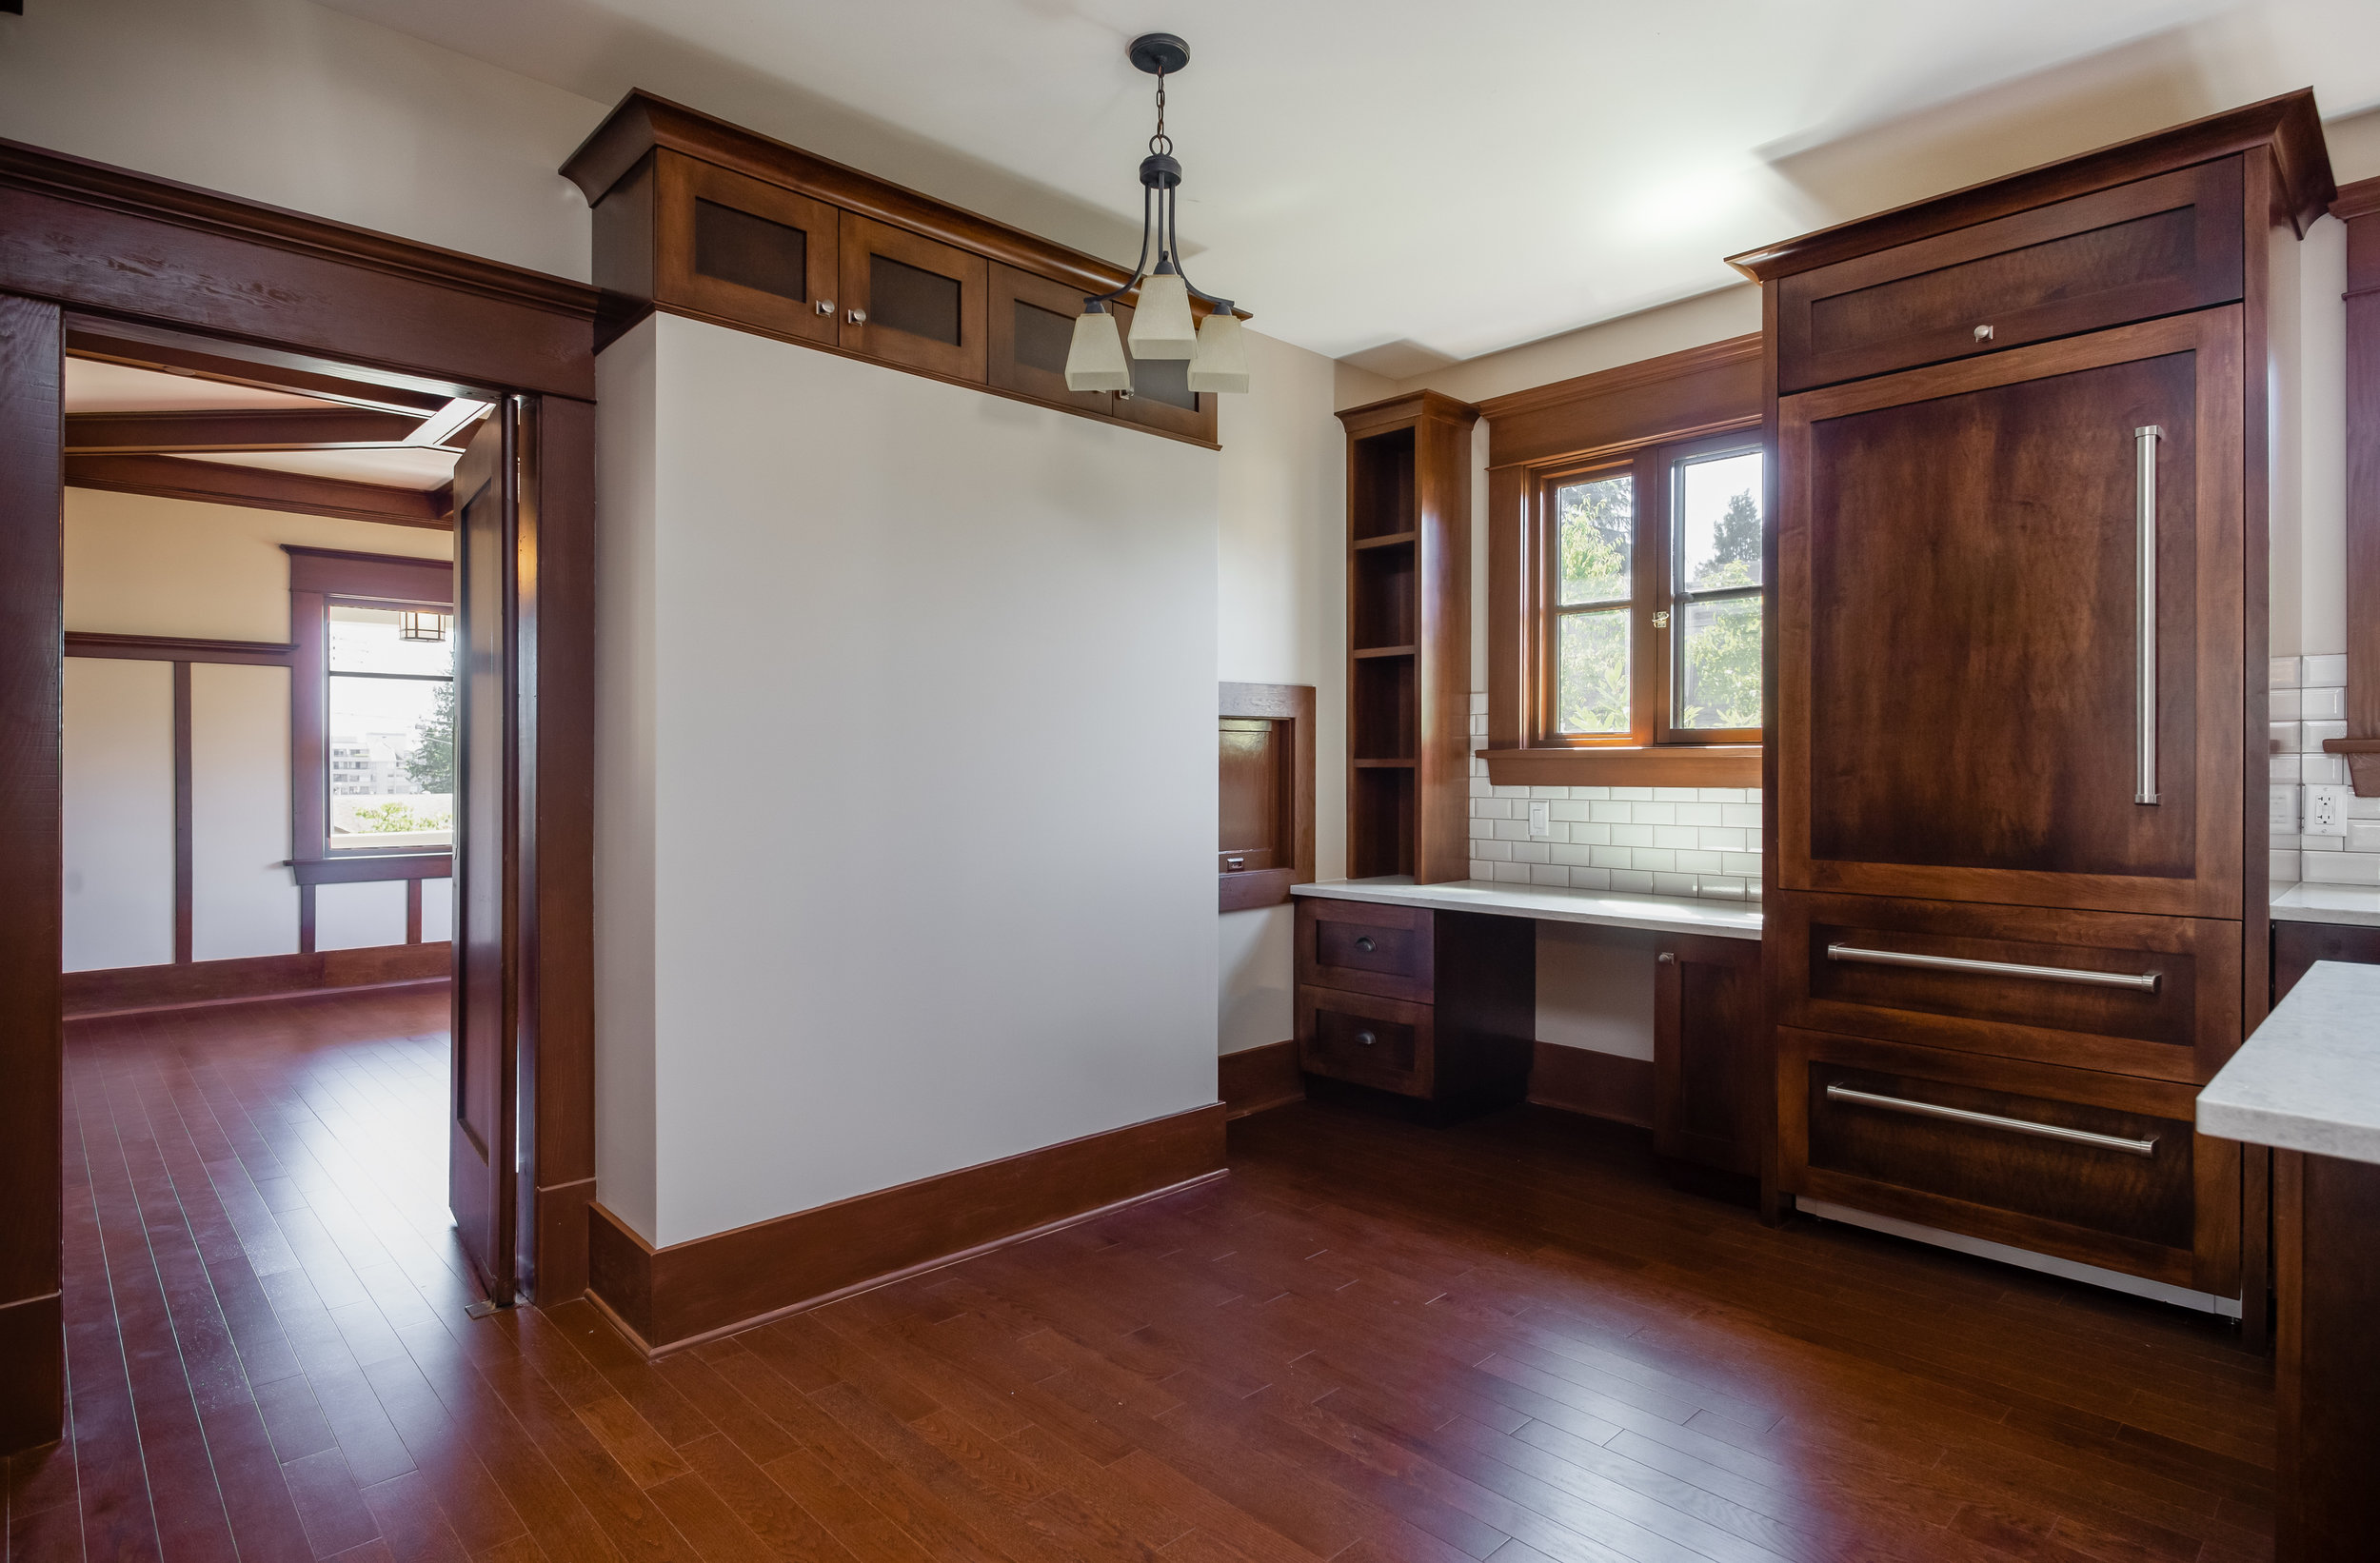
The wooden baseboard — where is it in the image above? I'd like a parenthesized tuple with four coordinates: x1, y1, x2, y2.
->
(63, 943, 450, 1019)
(588, 1102, 1228, 1352)
(1528, 1041, 1656, 1128)
(1220, 1039, 1304, 1118)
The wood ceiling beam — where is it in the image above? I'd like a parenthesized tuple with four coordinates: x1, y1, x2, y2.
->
(64, 408, 434, 453)
(66, 327, 456, 417)
(66, 451, 452, 530)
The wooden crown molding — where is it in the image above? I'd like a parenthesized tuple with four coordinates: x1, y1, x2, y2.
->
(0, 137, 599, 321)
(1334, 387, 1481, 438)
(64, 409, 435, 454)
(2335, 174, 2380, 225)
(586, 1103, 1227, 1353)
(564, 89, 1221, 314)
(1479, 334, 1762, 470)
(1726, 89, 2336, 282)
(67, 451, 453, 530)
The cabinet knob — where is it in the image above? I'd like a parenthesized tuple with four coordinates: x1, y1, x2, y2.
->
(846, 308, 868, 326)
(816, 299, 836, 316)
(1355, 936, 1376, 953)
(1973, 324, 1993, 342)
(1657, 951, 1676, 964)
(1356, 1030, 1378, 1047)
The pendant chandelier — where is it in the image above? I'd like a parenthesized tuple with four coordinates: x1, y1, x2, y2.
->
(1063, 33, 1249, 397)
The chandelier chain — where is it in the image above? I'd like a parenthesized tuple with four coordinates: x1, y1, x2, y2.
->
(1149, 71, 1172, 158)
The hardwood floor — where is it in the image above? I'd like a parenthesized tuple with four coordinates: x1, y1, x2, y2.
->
(8, 988, 2275, 1561)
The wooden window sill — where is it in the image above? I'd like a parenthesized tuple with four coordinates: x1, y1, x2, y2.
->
(1481, 745, 1762, 788)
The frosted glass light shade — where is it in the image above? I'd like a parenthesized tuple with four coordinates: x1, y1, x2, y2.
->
(1185, 310, 1250, 394)
(1063, 307, 1131, 391)
(1126, 271, 1198, 359)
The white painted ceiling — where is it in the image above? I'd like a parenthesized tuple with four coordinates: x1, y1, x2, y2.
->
(316, 0, 2380, 369)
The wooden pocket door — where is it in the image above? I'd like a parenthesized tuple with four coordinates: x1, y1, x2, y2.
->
(1771, 891, 2240, 1082)
(1777, 158, 2244, 393)
(1779, 1026, 2236, 1294)
(1775, 308, 2246, 919)
(839, 214, 988, 381)
(654, 152, 841, 346)
(1295, 897, 1432, 1001)
(1299, 985, 1433, 1098)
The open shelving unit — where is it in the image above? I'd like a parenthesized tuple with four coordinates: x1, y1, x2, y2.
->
(1336, 391, 1479, 882)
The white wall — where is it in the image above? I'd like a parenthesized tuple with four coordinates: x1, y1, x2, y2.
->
(62, 660, 174, 973)
(597, 312, 1220, 1248)
(63, 490, 454, 968)
(0, 0, 603, 283)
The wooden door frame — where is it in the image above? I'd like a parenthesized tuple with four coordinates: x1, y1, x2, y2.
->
(0, 137, 600, 1452)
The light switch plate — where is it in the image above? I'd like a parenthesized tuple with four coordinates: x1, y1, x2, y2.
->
(2306, 784, 2351, 838)
(1528, 801, 1552, 839)
(2270, 785, 2299, 835)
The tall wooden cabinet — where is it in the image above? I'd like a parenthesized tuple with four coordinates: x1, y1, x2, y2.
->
(1734, 93, 2334, 1304)
(1336, 391, 1479, 883)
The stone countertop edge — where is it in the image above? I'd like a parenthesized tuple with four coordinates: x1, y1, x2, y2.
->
(2198, 960, 2380, 1164)
(2269, 883, 2380, 929)
(1290, 878, 1763, 940)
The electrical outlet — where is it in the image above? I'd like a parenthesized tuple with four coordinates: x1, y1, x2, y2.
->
(2306, 784, 2351, 838)
(2270, 785, 2299, 835)
(1528, 801, 1552, 839)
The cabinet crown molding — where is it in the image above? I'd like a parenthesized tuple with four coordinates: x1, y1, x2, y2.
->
(1726, 88, 2335, 282)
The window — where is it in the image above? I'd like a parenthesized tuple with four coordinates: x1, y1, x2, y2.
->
(326, 605, 454, 850)
(1533, 430, 1765, 750)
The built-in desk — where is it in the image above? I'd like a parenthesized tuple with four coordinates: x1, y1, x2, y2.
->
(1288, 878, 1766, 1172)
(2200, 961, 2380, 1561)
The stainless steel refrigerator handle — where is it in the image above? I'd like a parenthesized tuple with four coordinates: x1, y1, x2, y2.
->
(1825, 942, 2159, 993)
(1825, 1083, 2158, 1157)
(2135, 424, 2163, 806)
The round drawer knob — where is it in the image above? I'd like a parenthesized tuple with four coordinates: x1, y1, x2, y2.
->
(847, 307, 868, 326)
(1657, 951, 1676, 964)
(1973, 324, 1993, 342)
(1355, 936, 1376, 954)
(816, 299, 836, 316)
(1356, 1030, 1378, 1047)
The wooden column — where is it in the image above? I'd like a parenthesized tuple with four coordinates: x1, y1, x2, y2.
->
(2328, 177, 2380, 792)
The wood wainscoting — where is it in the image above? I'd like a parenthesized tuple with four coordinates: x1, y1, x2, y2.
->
(61, 943, 449, 1019)
(1219, 1038, 1303, 1118)
(586, 1104, 1228, 1354)
(1527, 1040, 1656, 1128)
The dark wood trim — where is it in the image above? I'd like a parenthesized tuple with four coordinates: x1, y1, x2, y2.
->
(171, 661, 192, 965)
(1527, 1042, 1656, 1129)
(586, 1103, 1228, 1352)
(0, 293, 63, 1454)
(1219, 681, 1316, 913)
(2334, 173, 2380, 224)
(2338, 179, 2380, 795)
(296, 883, 316, 956)
(1482, 745, 1763, 788)
(64, 630, 295, 666)
(283, 544, 454, 603)
(64, 408, 427, 453)
(1479, 336, 1762, 469)
(67, 326, 455, 418)
(67, 450, 452, 529)
(1726, 89, 2333, 281)
(62, 942, 448, 1020)
(0, 137, 598, 399)
(406, 878, 424, 945)
(1219, 1039, 1303, 1119)
(290, 854, 452, 885)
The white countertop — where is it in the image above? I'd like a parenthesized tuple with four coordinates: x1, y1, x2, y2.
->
(2271, 883, 2380, 929)
(1291, 877, 1763, 940)
(2198, 960, 2380, 1163)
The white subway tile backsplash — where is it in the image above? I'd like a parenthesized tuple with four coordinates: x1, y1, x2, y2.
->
(1702, 827, 1747, 852)
(1610, 786, 1654, 801)
(2271, 849, 2301, 885)
(1492, 862, 1534, 883)
(1676, 849, 1723, 874)
(1722, 804, 1761, 828)
(1570, 785, 1611, 801)
(1632, 848, 1676, 872)
(1549, 801, 1591, 821)
(1675, 802, 1723, 826)
(2272, 722, 2303, 754)
(1572, 823, 1613, 846)
(1470, 691, 1489, 715)
(1631, 801, 1676, 825)
(2306, 721, 2348, 749)
(2348, 821, 2380, 854)
(1493, 819, 1530, 841)
(2300, 685, 2346, 722)
(2271, 656, 2302, 688)
(1699, 879, 1748, 900)
(2270, 687, 2304, 720)
(2350, 795, 2380, 820)
(1653, 825, 1701, 850)
(1470, 859, 1496, 880)
(2306, 654, 2349, 686)
(1468, 816, 1493, 840)
(1511, 841, 1551, 864)
(1591, 845, 1632, 869)
(1494, 784, 1528, 800)
(1571, 867, 1613, 890)
(1530, 785, 1567, 800)
(1654, 787, 1700, 801)
(2304, 851, 2380, 885)
(1655, 873, 1701, 897)
(1477, 840, 1513, 861)
(1590, 801, 1632, 823)
(2302, 835, 2340, 852)
(1697, 788, 1746, 803)
(2271, 755, 2303, 783)
(1724, 852, 1763, 876)
(1746, 830, 1764, 850)
(1531, 864, 1570, 887)
(2304, 755, 2346, 785)
(1551, 843, 1594, 866)
(1611, 823, 1656, 848)
(1469, 777, 1492, 799)
(1609, 869, 1656, 893)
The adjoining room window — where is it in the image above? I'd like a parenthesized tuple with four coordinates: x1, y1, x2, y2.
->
(326, 604, 454, 850)
(1534, 432, 1764, 749)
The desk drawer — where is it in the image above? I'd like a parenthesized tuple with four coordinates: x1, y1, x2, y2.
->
(1780, 1027, 2234, 1291)
(1297, 898, 1433, 1001)
(1777, 159, 2242, 392)
(1298, 986, 1432, 1098)
(1772, 892, 2239, 1082)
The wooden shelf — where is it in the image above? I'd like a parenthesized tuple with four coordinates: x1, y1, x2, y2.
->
(1352, 530, 1418, 550)
(1353, 644, 1417, 660)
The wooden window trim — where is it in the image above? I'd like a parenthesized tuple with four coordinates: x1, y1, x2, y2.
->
(1218, 682, 1316, 912)
(285, 544, 456, 885)
(1482, 335, 1764, 786)
(2326, 174, 2380, 794)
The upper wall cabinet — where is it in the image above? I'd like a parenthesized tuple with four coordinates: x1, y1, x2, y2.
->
(565, 90, 1218, 447)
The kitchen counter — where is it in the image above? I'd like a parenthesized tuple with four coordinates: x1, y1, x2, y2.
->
(2197, 960, 2380, 1162)
(2271, 883, 2380, 929)
(1291, 877, 1763, 940)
